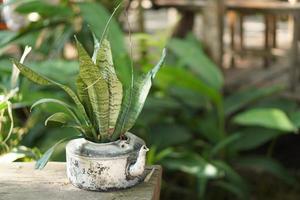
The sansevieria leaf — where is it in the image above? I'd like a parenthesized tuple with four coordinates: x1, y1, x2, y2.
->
(11, 60, 92, 128)
(76, 39, 110, 141)
(31, 98, 81, 125)
(76, 77, 94, 126)
(35, 136, 80, 170)
(45, 112, 71, 126)
(112, 49, 166, 140)
(93, 37, 123, 135)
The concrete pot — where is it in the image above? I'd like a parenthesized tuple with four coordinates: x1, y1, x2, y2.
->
(66, 132, 149, 191)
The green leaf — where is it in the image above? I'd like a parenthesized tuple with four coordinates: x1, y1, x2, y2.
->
(237, 156, 298, 185)
(93, 37, 123, 134)
(197, 112, 223, 143)
(78, 2, 131, 89)
(77, 2, 125, 58)
(76, 77, 94, 126)
(112, 49, 166, 140)
(289, 111, 300, 128)
(76, 40, 109, 140)
(214, 181, 247, 200)
(230, 127, 284, 151)
(212, 160, 249, 195)
(16, 1, 73, 17)
(224, 86, 283, 116)
(149, 124, 192, 149)
(156, 66, 222, 106)
(0, 101, 8, 110)
(35, 137, 75, 170)
(31, 98, 80, 126)
(168, 37, 223, 90)
(12, 60, 91, 127)
(210, 133, 242, 157)
(2, 101, 13, 143)
(162, 152, 223, 179)
(77, 2, 126, 56)
(45, 112, 71, 126)
(233, 108, 297, 132)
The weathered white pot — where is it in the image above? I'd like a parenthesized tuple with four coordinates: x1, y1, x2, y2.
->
(66, 132, 149, 191)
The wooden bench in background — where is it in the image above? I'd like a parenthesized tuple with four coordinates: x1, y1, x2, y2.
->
(0, 162, 162, 200)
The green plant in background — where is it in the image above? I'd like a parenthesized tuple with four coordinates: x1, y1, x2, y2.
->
(0, 46, 30, 152)
(0, 45, 41, 162)
(12, 31, 166, 169)
(132, 33, 300, 199)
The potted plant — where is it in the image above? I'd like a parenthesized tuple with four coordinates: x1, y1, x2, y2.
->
(11, 32, 166, 190)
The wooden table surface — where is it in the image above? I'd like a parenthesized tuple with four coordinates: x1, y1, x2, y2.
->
(0, 162, 162, 200)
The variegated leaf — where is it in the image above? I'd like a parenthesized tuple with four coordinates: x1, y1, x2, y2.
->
(76, 77, 95, 126)
(112, 49, 166, 140)
(11, 59, 92, 129)
(76, 39, 110, 141)
(93, 37, 123, 136)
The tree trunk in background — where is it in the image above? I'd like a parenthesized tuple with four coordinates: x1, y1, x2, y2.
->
(202, 0, 224, 68)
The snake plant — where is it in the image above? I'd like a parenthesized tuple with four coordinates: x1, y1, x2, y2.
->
(11, 34, 166, 168)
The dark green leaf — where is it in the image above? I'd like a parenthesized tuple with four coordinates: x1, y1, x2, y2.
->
(214, 181, 247, 200)
(155, 66, 222, 106)
(224, 86, 283, 116)
(210, 133, 242, 157)
(230, 127, 284, 151)
(149, 124, 192, 149)
(237, 156, 298, 185)
(168, 37, 223, 90)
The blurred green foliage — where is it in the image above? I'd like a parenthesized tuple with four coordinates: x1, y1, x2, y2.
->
(1, 0, 300, 199)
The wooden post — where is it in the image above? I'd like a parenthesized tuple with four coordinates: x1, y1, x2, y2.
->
(290, 13, 300, 91)
(264, 15, 270, 68)
(202, 0, 225, 68)
(228, 11, 237, 68)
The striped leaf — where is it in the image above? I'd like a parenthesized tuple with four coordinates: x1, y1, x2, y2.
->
(11, 60, 92, 128)
(93, 37, 123, 135)
(76, 77, 94, 126)
(112, 49, 166, 140)
(76, 40, 110, 141)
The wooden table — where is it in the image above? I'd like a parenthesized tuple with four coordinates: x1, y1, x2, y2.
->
(0, 162, 162, 200)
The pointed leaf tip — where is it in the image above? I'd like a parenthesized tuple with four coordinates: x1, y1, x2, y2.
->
(150, 48, 167, 79)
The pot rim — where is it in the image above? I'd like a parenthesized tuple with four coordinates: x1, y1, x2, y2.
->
(84, 138, 123, 146)
(66, 132, 145, 158)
